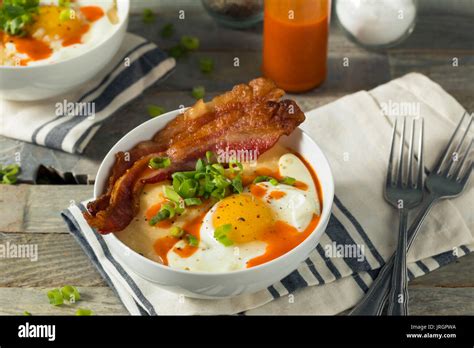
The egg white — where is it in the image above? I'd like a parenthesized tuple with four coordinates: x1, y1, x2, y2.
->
(26, 0, 118, 66)
(167, 153, 321, 272)
(167, 207, 267, 272)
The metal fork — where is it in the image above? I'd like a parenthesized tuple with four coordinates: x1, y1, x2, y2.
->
(384, 117, 424, 315)
(350, 112, 473, 315)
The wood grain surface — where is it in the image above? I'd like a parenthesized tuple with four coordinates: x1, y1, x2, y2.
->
(0, 2, 473, 315)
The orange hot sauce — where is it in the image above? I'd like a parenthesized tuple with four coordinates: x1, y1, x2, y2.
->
(262, 0, 330, 93)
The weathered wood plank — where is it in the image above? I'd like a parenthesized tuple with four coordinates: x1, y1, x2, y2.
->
(0, 185, 92, 233)
(0, 233, 106, 287)
(0, 287, 127, 315)
(24, 185, 92, 233)
(0, 184, 28, 232)
(410, 253, 474, 288)
(408, 287, 474, 315)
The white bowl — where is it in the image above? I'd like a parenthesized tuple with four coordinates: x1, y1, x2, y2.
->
(0, 0, 130, 101)
(96, 109, 335, 299)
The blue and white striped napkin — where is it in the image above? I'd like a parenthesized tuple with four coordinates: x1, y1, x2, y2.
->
(0, 33, 175, 154)
(62, 73, 473, 315)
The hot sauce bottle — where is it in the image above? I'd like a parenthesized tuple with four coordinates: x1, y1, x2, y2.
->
(263, 0, 330, 92)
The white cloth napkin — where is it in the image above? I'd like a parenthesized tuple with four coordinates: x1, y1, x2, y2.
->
(62, 73, 473, 315)
(0, 33, 175, 154)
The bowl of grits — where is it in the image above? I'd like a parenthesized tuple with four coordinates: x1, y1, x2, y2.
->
(0, 0, 129, 101)
(95, 108, 335, 299)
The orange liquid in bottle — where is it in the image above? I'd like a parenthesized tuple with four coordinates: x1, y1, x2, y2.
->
(262, 0, 330, 92)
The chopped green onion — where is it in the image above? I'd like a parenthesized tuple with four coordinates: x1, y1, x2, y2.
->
(170, 226, 185, 238)
(281, 176, 296, 185)
(180, 35, 199, 51)
(142, 8, 155, 23)
(211, 163, 225, 175)
(168, 44, 186, 59)
(191, 86, 205, 100)
(214, 175, 230, 189)
(175, 204, 185, 215)
(162, 203, 176, 219)
(2, 173, 17, 185)
(269, 178, 279, 186)
(231, 174, 243, 193)
(211, 187, 227, 200)
(60, 285, 80, 303)
(59, 8, 73, 22)
(229, 161, 243, 173)
(214, 224, 233, 246)
(147, 105, 165, 118)
(0, 0, 40, 36)
(23, 311, 32, 316)
(164, 186, 182, 204)
(184, 197, 202, 206)
(149, 208, 170, 225)
(195, 158, 205, 172)
(76, 308, 93, 316)
(0, 164, 21, 185)
(160, 23, 174, 38)
(149, 157, 171, 169)
(199, 57, 214, 74)
(206, 151, 215, 164)
(177, 179, 198, 198)
(186, 234, 199, 247)
(47, 289, 63, 306)
(253, 175, 270, 184)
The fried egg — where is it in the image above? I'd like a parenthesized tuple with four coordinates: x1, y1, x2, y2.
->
(1, 0, 117, 66)
(166, 153, 321, 272)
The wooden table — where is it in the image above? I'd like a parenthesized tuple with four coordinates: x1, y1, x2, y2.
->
(0, 2, 473, 315)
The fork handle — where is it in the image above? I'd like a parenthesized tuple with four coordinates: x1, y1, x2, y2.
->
(387, 209, 409, 315)
(349, 193, 439, 315)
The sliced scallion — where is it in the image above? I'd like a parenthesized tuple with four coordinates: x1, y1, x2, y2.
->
(253, 175, 269, 184)
(281, 176, 296, 185)
(191, 86, 205, 100)
(186, 234, 199, 247)
(184, 197, 202, 206)
(47, 289, 63, 306)
(60, 285, 80, 303)
(214, 224, 233, 246)
(149, 157, 171, 169)
(76, 308, 93, 316)
(199, 57, 214, 74)
(164, 186, 182, 204)
(170, 226, 185, 238)
(180, 35, 199, 51)
(147, 105, 165, 118)
(269, 178, 279, 186)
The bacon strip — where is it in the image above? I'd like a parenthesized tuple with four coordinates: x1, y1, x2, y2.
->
(84, 78, 305, 233)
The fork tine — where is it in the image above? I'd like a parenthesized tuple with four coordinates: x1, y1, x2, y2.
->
(407, 119, 416, 187)
(397, 118, 406, 186)
(386, 119, 398, 186)
(417, 118, 424, 190)
(453, 139, 473, 180)
(434, 112, 468, 174)
(444, 116, 473, 176)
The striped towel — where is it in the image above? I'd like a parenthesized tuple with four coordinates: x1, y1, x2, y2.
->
(62, 73, 473, 315)
(0, 33, 175, 154)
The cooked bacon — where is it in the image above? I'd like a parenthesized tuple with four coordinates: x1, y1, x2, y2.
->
(84, 78, 305, 233)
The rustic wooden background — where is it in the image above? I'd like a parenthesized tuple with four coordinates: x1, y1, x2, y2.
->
(0, 1, 473, 315)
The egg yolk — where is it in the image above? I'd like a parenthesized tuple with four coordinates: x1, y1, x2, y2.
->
(28, 6, 87, 44)
(212, 194, 274, 243)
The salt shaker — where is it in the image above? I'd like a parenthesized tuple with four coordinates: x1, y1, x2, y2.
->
(336, 0, 418, 49)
